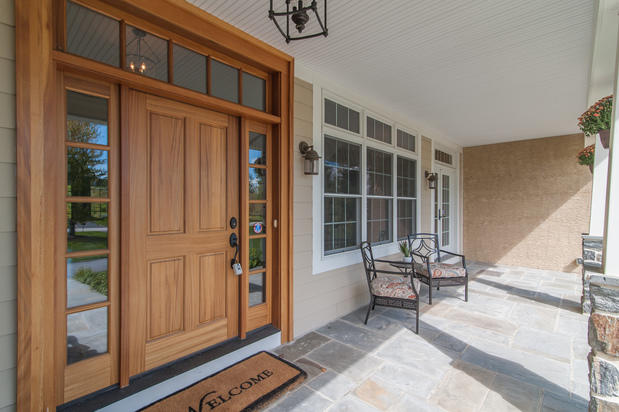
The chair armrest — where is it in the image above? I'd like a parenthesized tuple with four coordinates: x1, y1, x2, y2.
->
(439, 249, 466, 267)
(440, 249, 464, 258)
(374, 258, 402, 264)
(367, 268, 412, 276)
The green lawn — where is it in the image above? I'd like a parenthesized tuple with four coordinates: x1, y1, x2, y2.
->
(67, 231, 108, 253)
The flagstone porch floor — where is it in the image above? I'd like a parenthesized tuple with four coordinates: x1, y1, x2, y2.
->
(266, 262, 589, 412)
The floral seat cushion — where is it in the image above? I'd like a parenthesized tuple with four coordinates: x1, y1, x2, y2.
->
(414, 262, 466, 278)
(371, 275, 418, 299)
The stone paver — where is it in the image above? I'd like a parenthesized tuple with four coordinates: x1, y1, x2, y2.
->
(265, 262, 590, 412)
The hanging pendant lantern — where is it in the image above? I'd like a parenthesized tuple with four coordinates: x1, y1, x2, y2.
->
(269, 0, 328, 43)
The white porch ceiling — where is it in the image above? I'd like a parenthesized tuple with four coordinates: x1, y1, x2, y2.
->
(190, 0, 594, 146)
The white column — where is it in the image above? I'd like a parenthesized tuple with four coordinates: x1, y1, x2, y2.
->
(603, 37, 619, 274)
(588, 0, 619, 235)
(591, 136, 610, 236)
(603, 124, 619, 274)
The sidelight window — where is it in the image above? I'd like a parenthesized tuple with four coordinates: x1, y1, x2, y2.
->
(247, 130, 269, 308)
(65, 89, 112, 365)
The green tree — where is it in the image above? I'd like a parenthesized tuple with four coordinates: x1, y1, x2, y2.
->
(67, 120, 107, 237)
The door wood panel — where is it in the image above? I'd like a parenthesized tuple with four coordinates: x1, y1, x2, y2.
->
(148, 257, 185, 340)
(199, 253, 227, 324)
(149, 113, 185, 234)
(123, 90, 239, 381)
(199, 124, 227, 231)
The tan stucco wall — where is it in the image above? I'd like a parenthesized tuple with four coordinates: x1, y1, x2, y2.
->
(0, 0, 16, 410)
(292, 78, 369, 337)
(463, 133, 591, 273)
(420, 136, 432, 232)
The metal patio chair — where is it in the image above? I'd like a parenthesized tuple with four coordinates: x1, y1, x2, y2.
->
(407, 233, 469, 305)
(360, 241, 420, 333)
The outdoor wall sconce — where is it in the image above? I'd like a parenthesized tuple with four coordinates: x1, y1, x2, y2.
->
(269, 0, 328, 43)
(299, 141, 321, 175)
(425, 171, 438, 190)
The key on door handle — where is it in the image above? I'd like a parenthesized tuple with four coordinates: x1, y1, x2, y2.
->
(230, 233, 242, 275)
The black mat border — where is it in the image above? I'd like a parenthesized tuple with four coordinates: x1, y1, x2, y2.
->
(138, 351, 307, 411)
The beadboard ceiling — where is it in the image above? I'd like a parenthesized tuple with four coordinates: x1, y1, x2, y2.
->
(190, 0, 593, 146)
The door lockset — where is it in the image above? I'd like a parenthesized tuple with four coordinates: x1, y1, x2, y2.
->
(230, 233, 242, 275)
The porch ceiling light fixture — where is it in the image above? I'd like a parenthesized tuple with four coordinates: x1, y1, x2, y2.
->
(269, 0, 328, 43)
(126, 27, 159, 74)
(299, 141, 321, 175)
(425, 171, 438, 190)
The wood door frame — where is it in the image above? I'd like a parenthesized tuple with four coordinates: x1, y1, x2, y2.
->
(16, 0, 294, 409)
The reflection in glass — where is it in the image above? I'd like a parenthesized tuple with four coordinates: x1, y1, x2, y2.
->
(397, 157, 417, 198)
(249, 204, 266, 235)
(249, 272, 266, 307)
(367, 148, 393, 196)
(66, 1, 120, 67)
(211, 59, 239, 103)
(67, 148, 108, 197)
(67, 307, 108, 364)
(67, 91, 108, 146)
(249, 238, 266, 270)
(249, 132, 266, 165)
(125, 25, 168, 82)
(323, 136, 361, 195)
(249, 167, 266, 200)
(324, 196, 360, 254)
(67, 256, 108, 308)
(67, 203, 108, 253)
(367, 198, 393, 244)
(242, 72, 266, 111)
(397, 199, 416, 240)
(173, 44, 207, 94)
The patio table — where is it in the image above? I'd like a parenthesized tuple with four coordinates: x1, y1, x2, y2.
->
(379, 259, 415, 275)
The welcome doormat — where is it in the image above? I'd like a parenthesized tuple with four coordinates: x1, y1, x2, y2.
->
(139, 351, 306, 412)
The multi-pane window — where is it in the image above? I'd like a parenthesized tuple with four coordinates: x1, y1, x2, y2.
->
(367, 117, 392, 144)
(367, 148, 393, 244)
(321, 97, 420, 258)
(435, 149, 453, 165)
(397, 157, 417, 240)
(324, 136, 361, 254)
(397, 129, 416, 152)
(324, 99, 360, 134)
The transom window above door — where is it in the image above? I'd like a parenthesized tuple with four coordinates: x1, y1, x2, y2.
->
(63, 0, 269, 112)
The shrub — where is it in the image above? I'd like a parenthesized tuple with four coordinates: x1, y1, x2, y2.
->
(74, 267, 108, 296)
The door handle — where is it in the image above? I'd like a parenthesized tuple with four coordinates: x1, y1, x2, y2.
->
(230, 233, 242, 275)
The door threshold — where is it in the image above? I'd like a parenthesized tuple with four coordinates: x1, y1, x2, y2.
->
(58, 326, 281, 411)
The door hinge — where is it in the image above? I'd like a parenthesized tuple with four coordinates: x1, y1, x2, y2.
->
(273, 219, 278, 228)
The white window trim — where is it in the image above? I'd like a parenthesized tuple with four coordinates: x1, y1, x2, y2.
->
(312, 88, 423, 274)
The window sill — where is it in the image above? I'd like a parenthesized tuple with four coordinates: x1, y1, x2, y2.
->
(312, 241, 400, 275)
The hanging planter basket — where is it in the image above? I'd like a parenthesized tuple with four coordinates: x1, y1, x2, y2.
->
(578, 144, 595, 173)
(578, 95, 613, 149)
(598, 129, 611, 149)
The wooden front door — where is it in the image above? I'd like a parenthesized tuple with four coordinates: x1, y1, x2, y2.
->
(122, 90, 240, 379)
